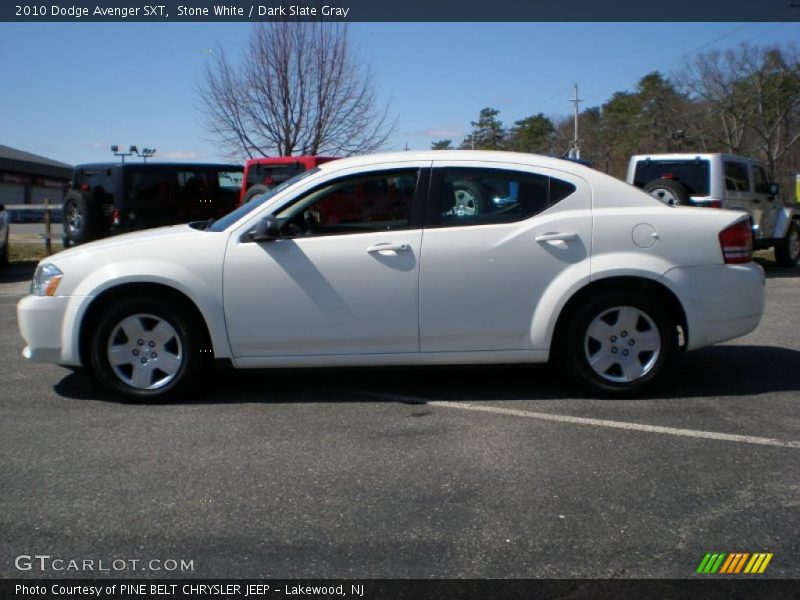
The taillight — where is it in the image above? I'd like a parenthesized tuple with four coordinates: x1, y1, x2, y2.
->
(112, 210, 121, 226)
(80, 183, 90, 191)
(719, 220, 753, 264)
(694, 199, 723, 208)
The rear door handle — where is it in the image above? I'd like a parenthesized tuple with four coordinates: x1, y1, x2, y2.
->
(535, 232, 578, 243)
(367, 242, 410, 254)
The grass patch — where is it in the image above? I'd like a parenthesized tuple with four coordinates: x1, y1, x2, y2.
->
(9, 242, 64, 263)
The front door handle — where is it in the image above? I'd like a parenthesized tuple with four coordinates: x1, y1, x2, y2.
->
(367, 242, 410, 255)
(535, 232, 578, 243)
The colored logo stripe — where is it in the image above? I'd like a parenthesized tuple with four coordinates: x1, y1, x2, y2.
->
(697, 553, 726, 573)
(697, 552, 773, 574)
(744, 553, 773, 574)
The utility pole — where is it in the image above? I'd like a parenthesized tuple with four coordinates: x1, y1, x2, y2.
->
(569, 83, 582, 159)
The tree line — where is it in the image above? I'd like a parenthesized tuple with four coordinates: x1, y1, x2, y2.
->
(198, 25, 798, 194)
(432, 43, 800, 193)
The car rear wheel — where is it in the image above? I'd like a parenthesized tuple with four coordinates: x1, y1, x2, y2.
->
(642, 178, 689, 206)
(90, 296, 208, 401)
(561, 291, 678, 396)
(63, 191, 104, 245)
(774, 221, 800, 268)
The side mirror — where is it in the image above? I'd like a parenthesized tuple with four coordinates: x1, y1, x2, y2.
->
(769, 183, 780, 196)
(249, 214, 281, 242)
(0, 203, 5, 212)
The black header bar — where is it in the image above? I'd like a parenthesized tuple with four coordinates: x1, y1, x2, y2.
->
(3, 0, 800, 22)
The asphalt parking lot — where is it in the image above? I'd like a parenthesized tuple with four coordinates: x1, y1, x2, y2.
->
(0, 260, 798, 579)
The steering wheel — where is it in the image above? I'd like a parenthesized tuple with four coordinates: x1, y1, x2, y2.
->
(285, 210, 320, 237)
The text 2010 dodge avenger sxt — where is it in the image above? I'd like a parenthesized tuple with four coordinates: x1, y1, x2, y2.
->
(17, 151, 764, 400)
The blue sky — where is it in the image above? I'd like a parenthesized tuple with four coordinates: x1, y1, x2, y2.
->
(1, 22, 798, 165)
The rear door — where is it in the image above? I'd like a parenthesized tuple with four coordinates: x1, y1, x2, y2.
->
(419, 161, 590, 352)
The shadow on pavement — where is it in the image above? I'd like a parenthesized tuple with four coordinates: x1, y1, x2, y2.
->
(0, 261, 37, 284)
(756, 258, 799, 279)
(54, 344, 800, 405)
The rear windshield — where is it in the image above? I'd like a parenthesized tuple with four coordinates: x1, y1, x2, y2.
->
(633, 159, 710, 197)
(246, 163, 307, 188)
(74, 168, 115, 203)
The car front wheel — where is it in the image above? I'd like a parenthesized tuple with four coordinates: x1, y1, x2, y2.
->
(561, 291, 678, 396)
(90, 296, 207, 401)
(774, 221, 800, 268)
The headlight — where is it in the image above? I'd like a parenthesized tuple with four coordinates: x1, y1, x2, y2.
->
(31, 263, 63, 296)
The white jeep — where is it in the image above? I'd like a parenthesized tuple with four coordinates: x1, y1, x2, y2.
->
(627, 153, 800, 268)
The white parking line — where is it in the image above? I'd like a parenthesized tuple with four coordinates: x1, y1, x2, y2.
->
(429, 401, 800, 450)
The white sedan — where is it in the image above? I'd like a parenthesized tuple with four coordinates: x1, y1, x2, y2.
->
(17, 151, 765, 400)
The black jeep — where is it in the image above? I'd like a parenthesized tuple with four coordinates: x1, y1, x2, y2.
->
(63, 163, 243, 245)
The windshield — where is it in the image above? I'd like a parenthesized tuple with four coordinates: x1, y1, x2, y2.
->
(207, 167, 320, 232)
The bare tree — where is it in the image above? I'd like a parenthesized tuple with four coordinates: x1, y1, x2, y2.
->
(678, 44, 800, 178)
(199, 22, 395, 158)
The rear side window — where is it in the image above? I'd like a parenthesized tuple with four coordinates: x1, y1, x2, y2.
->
(724, 161, 750, 192)
(633, 160, 710, 196)
(128, 170, 174, 200)
(431, 168, 576, 227)
(216, 170, 244, 191)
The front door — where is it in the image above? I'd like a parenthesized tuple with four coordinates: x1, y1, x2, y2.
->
(223, 167, 425, 357)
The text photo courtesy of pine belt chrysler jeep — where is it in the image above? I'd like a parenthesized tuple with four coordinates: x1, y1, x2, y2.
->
(627, 153, 800, 267)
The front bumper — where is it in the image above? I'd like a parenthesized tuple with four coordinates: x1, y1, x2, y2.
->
(663, 262, 765, 350)
(17, 295, 74, 365)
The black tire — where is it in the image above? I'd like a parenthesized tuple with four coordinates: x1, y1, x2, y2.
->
(0, 230, 8, 267)
(63, 191, 104, 245)
(89, 295, 209, 402)
(774, 221, 800, 268)
(244, 184, 271, 204)
(560, 290, 678, 396)
(642, 178, 690, 206)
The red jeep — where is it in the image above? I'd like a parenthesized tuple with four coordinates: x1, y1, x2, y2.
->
(239, 156, 338, 205)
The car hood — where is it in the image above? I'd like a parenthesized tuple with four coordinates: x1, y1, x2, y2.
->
(47, 225, 208, 265)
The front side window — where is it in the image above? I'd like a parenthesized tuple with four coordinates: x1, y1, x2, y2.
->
(276, 170, 418, 236)
(724, 161, 750, 192)
(752, 165, 769, 194)
(433, 168, 576, 227)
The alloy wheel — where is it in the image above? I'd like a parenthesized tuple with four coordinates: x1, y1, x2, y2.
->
(584, 305, 661, 383)
(106, 313, 183, 390)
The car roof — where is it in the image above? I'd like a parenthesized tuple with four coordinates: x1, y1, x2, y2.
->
(315, 150, 598, 176)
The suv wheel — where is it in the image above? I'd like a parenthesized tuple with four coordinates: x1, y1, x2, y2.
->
(90, 296, 208, 401)
(0, 231, 8, 267)
(244, 184, 270, 204)
(642, 178, 690, 206)
(64, 191, 104, 245)
(774, 221, 800, 268)
(561, 291, 678, 396)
